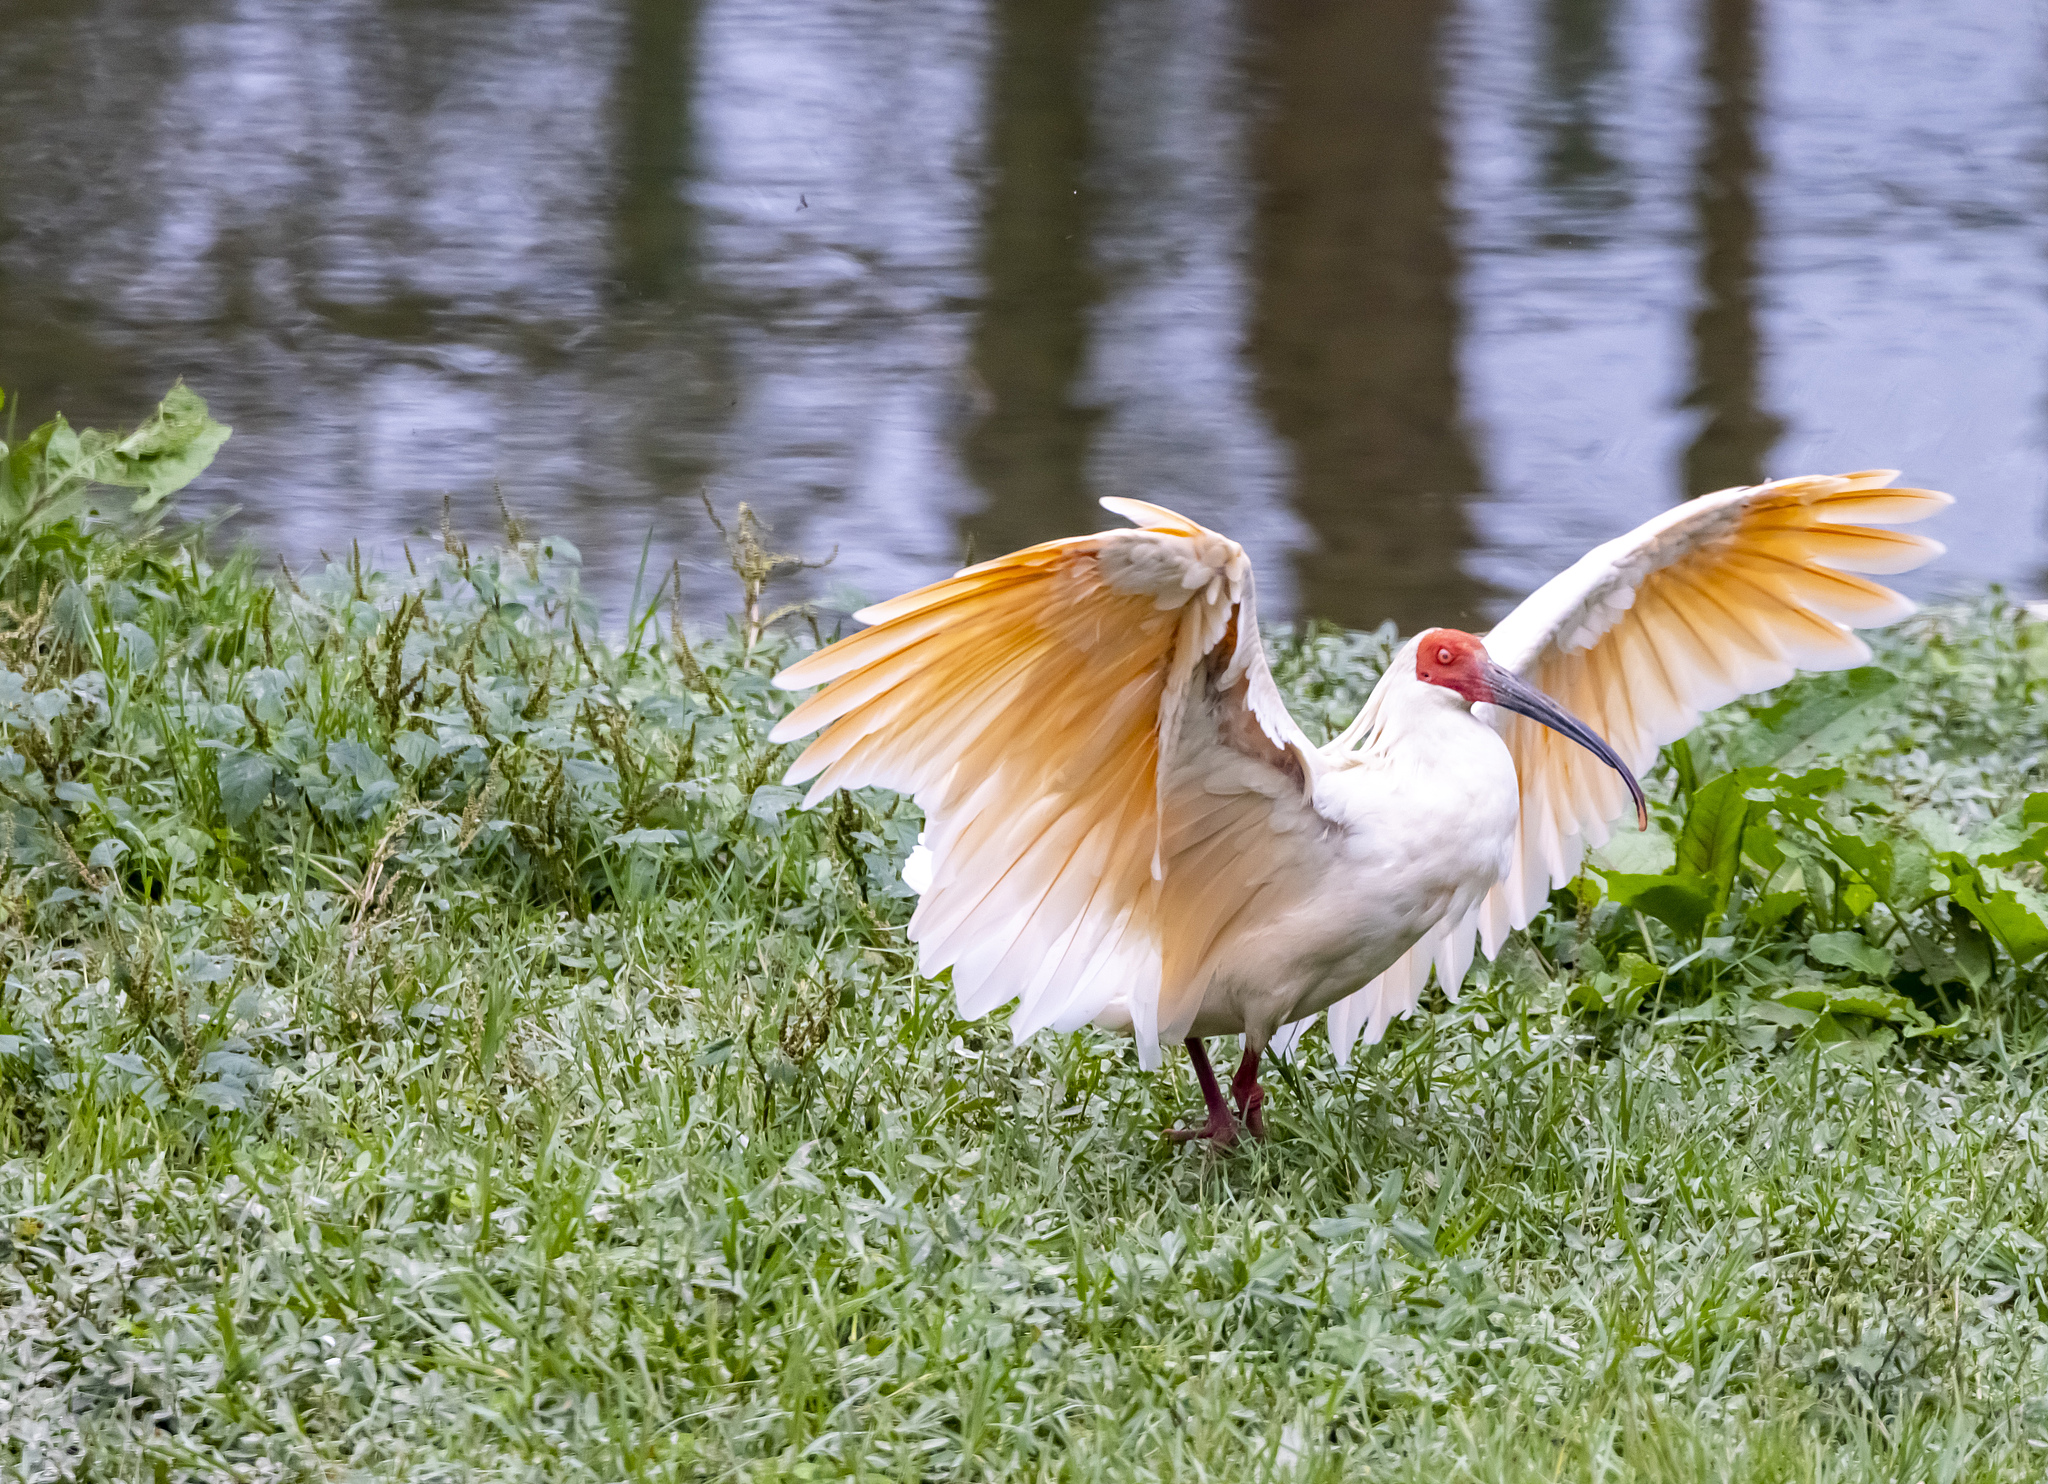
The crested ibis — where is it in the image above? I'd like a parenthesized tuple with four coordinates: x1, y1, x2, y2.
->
(769, 472, 1950, 1144)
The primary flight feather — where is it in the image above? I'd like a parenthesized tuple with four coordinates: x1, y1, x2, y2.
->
(770, 472, 1950, 1143)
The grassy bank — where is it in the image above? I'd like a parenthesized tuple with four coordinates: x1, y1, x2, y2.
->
(2, 390, 2046, 1481)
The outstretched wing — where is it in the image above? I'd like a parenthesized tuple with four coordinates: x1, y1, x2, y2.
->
(1301, 469, 1951, 1063)
(769, 500, 1319, 1067)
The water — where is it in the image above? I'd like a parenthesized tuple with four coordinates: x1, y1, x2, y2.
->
(2, 0, 2042, 632)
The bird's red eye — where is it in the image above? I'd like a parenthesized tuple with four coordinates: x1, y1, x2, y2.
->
(1437, 647, 1453, 664)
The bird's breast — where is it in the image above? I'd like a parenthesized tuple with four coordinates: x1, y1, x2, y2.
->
(1325, 714, 1521, 890)
(1186, 710, 1523, 1040)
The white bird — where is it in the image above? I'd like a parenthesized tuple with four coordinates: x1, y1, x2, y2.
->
(769, 472, 1950, 1143)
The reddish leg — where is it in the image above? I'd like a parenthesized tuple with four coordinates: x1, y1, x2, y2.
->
(1232, 1045, 1266, 1139)
(1166, 1037, 1240, 1146)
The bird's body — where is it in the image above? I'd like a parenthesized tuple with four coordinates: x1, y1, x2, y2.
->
(1123, 673, 1519, 1048)
(771, 474, 1951, 1141)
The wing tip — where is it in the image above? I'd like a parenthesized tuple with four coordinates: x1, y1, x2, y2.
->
(772, 651, 834, 691)
(1099, 496, 1205, 536)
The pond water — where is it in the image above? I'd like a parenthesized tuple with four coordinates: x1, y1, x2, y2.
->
(2, 0, 2043, 631)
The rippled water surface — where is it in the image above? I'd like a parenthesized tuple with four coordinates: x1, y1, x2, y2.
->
(2, 0, 2043, 628)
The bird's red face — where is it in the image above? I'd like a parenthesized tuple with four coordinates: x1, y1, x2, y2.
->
(1412, 627, 1649, 829)
(1414, 629, 1495, 704)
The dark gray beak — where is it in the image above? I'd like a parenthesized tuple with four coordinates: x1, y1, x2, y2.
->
(1484, 661, 1649, 831)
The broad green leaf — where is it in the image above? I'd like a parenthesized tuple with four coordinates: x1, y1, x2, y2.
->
(198, 1050, 269, 1083)
(1806, 931, 1894, 978)
(1902, 1020, 1966, 1041)
(1976, 834, 2048, 871)
(748, 784, 805, 824)
(47, 581, 96, 656)
(1891, 837, 1933, 903)
(45, 418, 81, 471)
(1308, 1215, 1374, 1241)
(1661, 766, 1839, 932)
(114, 622, 158, 673)
(1969, 803, 2048, 870)
(1805, 1013, 1878, 1044)
(0, 384, 229, 537)
(91, 382, 233, 511)
(103, 1048, 153, 1080)
(1908, 806, 1969, 855)
(1655, 999, 1730, 1026)
(1816, 826, 1893, 901)
(189, 1081, 251, 1112)
(1675, 772, 1747, 887)
(1741, 818, 1785, 875)
(562, 756, 618, 789)
(1569, 950, 1663, 1014)
(0, 418, 63, 529)
(392, 730, 439, 771)
(1748, 999, 1819, 1030)
(1672, 771, 1774, 923)
(1746, 890, 1804, 932)
(217, 751, 275, 826)
(1490, 934, 1551, 998)
(1590, 822, 1674, 875)
(1601, 872, 1713, 940)
(1772, 983, 1917, 1023)
(178, 950, 235, 985)
(102, 579, 139, 620)
(1615, 952, 1662, 988)
(611, 828, 685, 849)
(1389, 1214, 1438, 1263)
(1946, 858, 2048, 964)
(327, 739, 395, 789)
(1946, 901, 1996, 988)
(1726, 667, 1902, 770)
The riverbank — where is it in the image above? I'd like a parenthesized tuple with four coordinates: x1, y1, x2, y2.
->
(2, 392, 2045, 1480)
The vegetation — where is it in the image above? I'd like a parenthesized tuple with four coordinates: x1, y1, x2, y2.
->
(1, 387, 2045, 1481)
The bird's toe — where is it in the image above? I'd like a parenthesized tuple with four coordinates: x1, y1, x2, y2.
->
(1166, 1111, 1241, 1148)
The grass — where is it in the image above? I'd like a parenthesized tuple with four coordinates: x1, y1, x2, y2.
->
(0, 388, 2045, 1480)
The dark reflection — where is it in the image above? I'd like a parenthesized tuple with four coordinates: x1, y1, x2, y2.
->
(0, 1, 185, 429)
(1538, 0, 1627, 217)
(597, 0, 724, 505)
(961, 0, 1103, 562)
(1248, 0, 1486, 632)
(612, 0, 701, 304)
(0, 292, 153, 445)
(1680, 0, 1780, 495)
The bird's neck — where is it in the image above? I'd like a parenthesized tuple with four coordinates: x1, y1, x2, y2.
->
(1344, 679, 1489, 763)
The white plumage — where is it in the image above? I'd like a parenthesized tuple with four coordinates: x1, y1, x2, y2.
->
(770, 473, 1950, 1142)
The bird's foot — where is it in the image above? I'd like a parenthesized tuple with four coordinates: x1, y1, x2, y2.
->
(1170, 1036, 1248, 1147)
(1165, 1108, 1242, 1147)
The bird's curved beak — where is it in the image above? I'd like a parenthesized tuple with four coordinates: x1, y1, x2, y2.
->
(1482, 661, 1650, 831)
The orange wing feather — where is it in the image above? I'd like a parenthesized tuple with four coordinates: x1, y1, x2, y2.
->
(1301, 470, 1951, 1063)
(771, 500, 1314, 1065)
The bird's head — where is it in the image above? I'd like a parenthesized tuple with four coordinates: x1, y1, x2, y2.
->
(1416, 628, 1649, 830)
